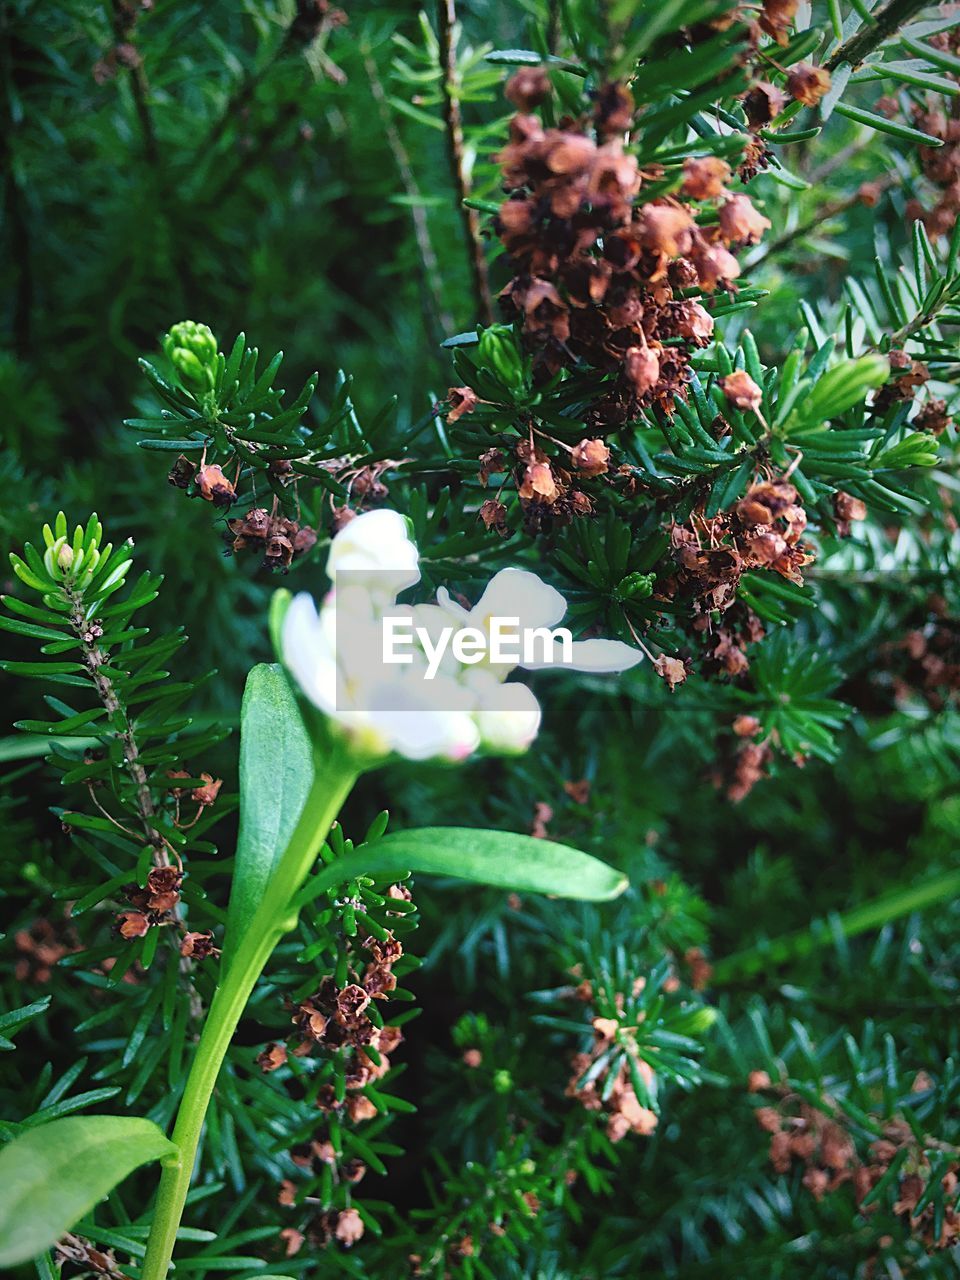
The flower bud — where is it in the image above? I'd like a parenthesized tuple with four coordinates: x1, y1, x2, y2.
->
(56, 543, 75, 573)
(615, 570, 654, 601)
(477, 324, 525, 390)
(163, 320, 219, 396)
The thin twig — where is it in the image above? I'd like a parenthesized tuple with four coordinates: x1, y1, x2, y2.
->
(110, 0, 158, 162)
(364, 50, 454, 343)
(743, 175, 894, 276)
(438, 0, 493, 326)
(825, 0, 929, 70)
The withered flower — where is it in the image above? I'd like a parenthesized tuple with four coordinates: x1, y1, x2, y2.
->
(682, 155, 731, 200)
(787, 63, 831, 106)
(191, 773, 222, 806)
(653, 653, 688, 691)
(180, 931, 218, 960)
(519, 460, 559, 503)
(571, 438, 610, 476)
(446, 385, 479, 423)
(478, 498, 509, 536)
(116, 911, 150, 939)
(505, 65, 551, 111)
(624, 344, 661, 395)
(721, 370, 763, 412)
(759, 0, 799, 43)
(595, 82, 635, 138)
(196, 463, 236, 507)
(743, 82, 786, 127)
(719, 194, 771, 246)
(334, 1209, 365, 1247)
(256, 1042, 288, 1072)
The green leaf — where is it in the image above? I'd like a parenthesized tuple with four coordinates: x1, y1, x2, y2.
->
(222, 664, 314, 968)
(833, 101, 945, 146)
(304, 827, 628, 903)
(0, 1115, 177, 1266)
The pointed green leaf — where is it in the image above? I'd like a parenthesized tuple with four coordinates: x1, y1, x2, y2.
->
(304, 827, 628, 903)
(222, 664, 314, 968)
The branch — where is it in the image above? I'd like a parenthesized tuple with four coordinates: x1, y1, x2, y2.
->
(438, 0, 494, 326)
(825, 0, 929, 71)
(364, 50, 454, 344)
(110, 0, 158, 162)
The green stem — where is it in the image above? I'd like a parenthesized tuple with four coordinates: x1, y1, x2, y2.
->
(712, 868, 960, 984)
(141, 762, 357, 1280)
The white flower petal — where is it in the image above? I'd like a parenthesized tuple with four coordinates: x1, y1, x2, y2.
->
(466, 568, 567, 633)
(282, 593, 338, 715)
(525, 636, 644, 673)
(326, 509, 420, 594)
(464, 668, 541, 754)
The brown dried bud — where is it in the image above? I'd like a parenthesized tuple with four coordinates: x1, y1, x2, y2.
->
(197, 463, 236, 507)
(747, 1069, 772, 1092)
(787, 63, 831, 107)
(571, 438, 610, 476)
(833, 491, 867, 523)
(462, 1048, 483, 1068)
(733, 714, 761, 737)
(719, 195, 771, 246)
(519, 460, 559, 504)
(721, 370, 763, 413)
(191, 772, 222, 806)
(624, 345, 660, 395)
(180, 931, 218, 960)
(346, 1094, 377, 1123)
(447, 385, 479, 423)
(743, 82, 786, 127)
(682, 155, 731, 200)
(505, 66, 551, 112)
(595, 82, 634, 138)
(168, 455, 197, 489)
(256, 1042, 288, 1072)
(478, 498, 509, 536)
(563, 778, 590, 804)
(653, 654, 687, 691)
(117, 911, 150, 939)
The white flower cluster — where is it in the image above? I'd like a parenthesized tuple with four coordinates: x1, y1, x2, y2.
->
(282, 509, 642, 763)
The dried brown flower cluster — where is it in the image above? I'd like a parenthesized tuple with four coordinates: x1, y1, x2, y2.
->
(227, 505, 318, 571)
(874, 349, 929, 415)
(564, 993, 658, 1143)
(903, 18, 960, 239)
(662, 475, 812, 676)
(116, 866, 184, 940)
(494, 72, 770, 435)
(473, 434, 632, 534)
(264, 903, 413, 1256)
(754, 1081, 960, 1252)
(893, 611, 960, 710)
(14, 914, 79, 982)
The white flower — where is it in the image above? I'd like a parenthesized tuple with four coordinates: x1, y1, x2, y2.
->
(326, 509, 420, 594)
(437, 568, 644, 675)
(280, 512, 643, 765)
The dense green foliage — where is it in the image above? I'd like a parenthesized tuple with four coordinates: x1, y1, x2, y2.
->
(2, 0, 959, 1276)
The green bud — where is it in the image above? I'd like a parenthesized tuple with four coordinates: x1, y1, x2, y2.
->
(163, 320, 219, 395)
(477, 324, 525, 389)
(518, 1158, 536, 1176)
(677, 1005, 719, 1035)
(614, 571, 655, 602)
(492, 1068, 513, 1094)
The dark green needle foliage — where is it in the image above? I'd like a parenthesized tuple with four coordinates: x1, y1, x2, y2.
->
(2, 0, 960, 1277)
